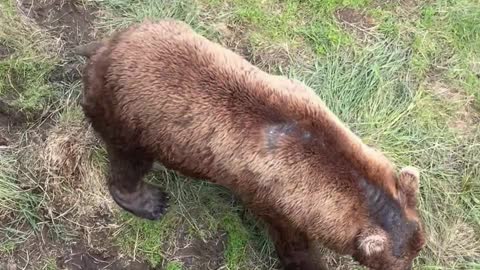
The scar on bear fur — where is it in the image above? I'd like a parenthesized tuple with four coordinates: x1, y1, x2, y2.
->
(76, 20, 426, 270)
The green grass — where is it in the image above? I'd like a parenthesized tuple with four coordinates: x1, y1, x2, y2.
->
(231, 0, 301, 42)
(199, 0, 358, 61)
(41, 258, 57, 270)
(0, 155, 39, 223)
(166, 261, 184, 270)
(115, 212, 180, 266)
(0, 1, 60, 115)
(0, 2, 47, 256)
(1, 0, 479, 268)
(380, 0, 480, 105)
(0, 0, 91, 260)
(99, 0, 206, 32)
(0, 154, 41, 254)
(296, 42, 480, 268)
(222, 213, 250, 269)
(114, 169, 275, 269)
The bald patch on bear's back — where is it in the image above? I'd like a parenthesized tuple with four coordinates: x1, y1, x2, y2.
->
(264, 122, 314, 152)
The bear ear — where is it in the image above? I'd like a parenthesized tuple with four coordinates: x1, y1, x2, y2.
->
(398, 166, 420, 195)
(358, 230, 388, 256)
(73, 41, 105, 58)
(396, 166, 420, 208)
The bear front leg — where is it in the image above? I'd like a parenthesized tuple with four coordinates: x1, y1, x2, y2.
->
(267, 223, 327, 270)
(106, 145, 169, 220)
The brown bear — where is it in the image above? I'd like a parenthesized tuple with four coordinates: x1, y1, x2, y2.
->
(76, 19, 426, 270)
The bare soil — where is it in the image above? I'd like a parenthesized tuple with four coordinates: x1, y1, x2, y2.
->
(20, 0, 97, 49)
(170, 227, 227, 270)
(425, 79, 480, 135)
(215, 21, 313, 71)
(0, 43, 14, 60)
(19, 0, 99, 84)
(57, 241, 152, 270)
(335, 8, 377, 41)
(0, 100, 27, 146)
(371, 0, 419, 9)
(213, 22, 257, 64)
(370, 0, 424, 22)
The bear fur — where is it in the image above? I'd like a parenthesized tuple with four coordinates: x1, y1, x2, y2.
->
(77, 20, 426, 270)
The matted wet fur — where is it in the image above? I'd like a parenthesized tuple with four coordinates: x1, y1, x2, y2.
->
(77, 20, 426, 270)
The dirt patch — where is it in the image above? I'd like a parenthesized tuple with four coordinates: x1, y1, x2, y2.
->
(1, 219, 152, 270)
(57, 242, 152, 270)
(16, 0, 97, 87)
(0, 100, 27, 146)
(20, 0, 97, 49)
(335, 8, 375, 29)
(213, 22, 313, 72)
(370, 0, 424, 22)
(214, 23, 255, 62)
(49, 61, 84, 84)
(13, 0, 97, 86)
(305, 241, 360, 270)
(169, 227, 227, 270)
(28, 123, 118, 235)
(425, 80, 480, 135)
(251, 44, 314, 72)
(371, 0, 419, 9)
(0, 122, 151, 270)
(0, 43, 14, 60)
(451, 104, 479, 134)
(335, 8, 377, 41)
(470, 61, 480, 79)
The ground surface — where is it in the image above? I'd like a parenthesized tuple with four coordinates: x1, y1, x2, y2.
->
(0, 0, 479, 269)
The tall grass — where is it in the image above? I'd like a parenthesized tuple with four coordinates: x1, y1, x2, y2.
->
(293, 41, 480, 268)
(412, 0, 480, 105)
(0, 1, 59, 114)
(98, 0, 202, 31)
(0, 154, 41, 254)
